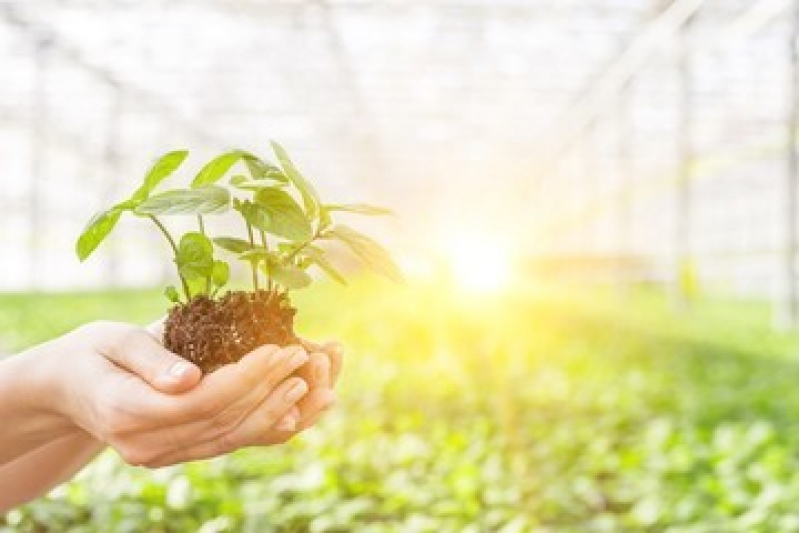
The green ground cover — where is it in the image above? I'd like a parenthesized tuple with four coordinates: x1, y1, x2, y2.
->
(3, 281, 799, 532)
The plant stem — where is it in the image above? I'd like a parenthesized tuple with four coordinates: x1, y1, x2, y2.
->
(198, 215, 211, 295)
(259, 229, 274, 292)
(245, 221, 260, 291)
(149, 215, 191, 301)
(286, 229, 323, 263)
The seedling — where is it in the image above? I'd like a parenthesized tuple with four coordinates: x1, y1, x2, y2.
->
(76, 142, 401, 372)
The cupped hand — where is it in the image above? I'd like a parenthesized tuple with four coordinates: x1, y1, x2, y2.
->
(37, 322, 338, 468)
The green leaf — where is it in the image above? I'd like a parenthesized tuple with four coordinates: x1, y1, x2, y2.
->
(293, 243, 327, 261)
(265, 261, 313, 290)
(192, 151, 243, 187)
(254, 187, 313, 241)
(134, 186, 230, 216)
(319, 206, 333, 230)
(132, 150, 189, 202)
(237, 201, 271, 233)
(324, 225, 403, 283)
(213, 237, 255, 254)
(270, 141, 319, 218)
(230, 178, 286, 192)
(325, 203, 393, 216)
(75, 207, 123, 261)
(242, 153, 288, 183)
(176, 232, 214, 281)
(308, 255, 348, 285)
(238, 249, 271, 262)
(211, 261, 230, 287)
(164, 286, 181, 303)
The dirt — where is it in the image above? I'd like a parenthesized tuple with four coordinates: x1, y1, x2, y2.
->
(164, 289, 298, 373)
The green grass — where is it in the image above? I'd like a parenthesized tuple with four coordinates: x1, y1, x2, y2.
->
(3, 280, 799, 532)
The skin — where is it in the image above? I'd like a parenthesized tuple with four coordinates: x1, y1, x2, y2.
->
(0, 321, 342, 512)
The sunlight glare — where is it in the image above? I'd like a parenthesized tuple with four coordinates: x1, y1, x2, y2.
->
(445, 236, 514, 294)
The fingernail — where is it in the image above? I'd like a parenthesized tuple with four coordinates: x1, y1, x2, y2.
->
(277, 415, 297, 432)
(322, 390, 337, 408)
(314, 359, 329, 382)
(167, 361, 193, 380)
(286, 379, 308, 402)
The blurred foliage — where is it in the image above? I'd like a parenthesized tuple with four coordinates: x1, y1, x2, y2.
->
(3, 279, 799, 531)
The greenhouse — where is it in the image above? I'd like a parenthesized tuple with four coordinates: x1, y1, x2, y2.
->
(3, 0, 799, 531)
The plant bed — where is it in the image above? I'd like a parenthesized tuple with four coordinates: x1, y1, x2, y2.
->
(76, 142, 401, 372)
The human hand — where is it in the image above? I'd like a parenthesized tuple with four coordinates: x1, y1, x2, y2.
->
(25, 321, 325, 468)
(144, 337, 343, 467)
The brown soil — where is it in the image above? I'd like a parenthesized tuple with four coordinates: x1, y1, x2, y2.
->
(164, 290, 298, 373)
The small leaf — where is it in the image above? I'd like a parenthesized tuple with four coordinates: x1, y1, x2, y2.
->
(270, 141, 319, 218)
(230, 178, 286, 192)
(265, 261, 313, 290)
(132, 150, 189, 202)
(185, 277, 207, 300)
(192, 151, 244, 187)
(229, 175, 249, 186)
(237, 201, 271, 232)
(164, 285, 181, 303)
(213, 237, 255, 254)
(242, 153, 288, 183)
(75, 207, 123, 261)
(319, 205, 333, 230)
(324, 225, 403, 283)
(308, 255, 348, 285)
(325, 203, 393, 216)
(254, 188, 313, 241)
(293, 243, 327, 261)
(176, 232, 214, 281)
(212, 261, 230, 287)
(134, 186, 230, 216)
(238, 249, 271, 262)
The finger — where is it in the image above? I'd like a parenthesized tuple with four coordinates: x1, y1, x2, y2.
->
(130, 344, 308, 447)
(145, 378, 309, 468)
(275, 407, 301, 432)
(145, 317, 166, 341)
(295, 353, 330, 390)
(299, 339, 342, 386)
(322, 342, 343, 385)
(98, 324, 201, 394)
(297, 389, 336, 430)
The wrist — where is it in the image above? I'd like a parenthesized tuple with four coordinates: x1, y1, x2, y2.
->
(0, 344, 76, 442)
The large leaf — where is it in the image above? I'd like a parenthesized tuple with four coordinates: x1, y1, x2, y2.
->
(324, 225, 403, 283)
(254, 187, 313, 241)
(75, 207, 123, 261)
(213, 237, 255, 254)
(192, 151, 243, 187)
(265, 261, 313, 290)
(176, 232, 214, 281)
(325, 203, 393, 216)
(132, 150, 189, 202)
(242, 153, 288, 183)
(134, 186, 230, 216)
(270, 141, 319, 218)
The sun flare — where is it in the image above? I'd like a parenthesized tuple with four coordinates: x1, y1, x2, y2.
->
(444, 236, 514, 294)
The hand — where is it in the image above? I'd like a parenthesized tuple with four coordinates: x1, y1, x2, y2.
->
(26, 322, 322, 468)
(146, 338, 343, 467)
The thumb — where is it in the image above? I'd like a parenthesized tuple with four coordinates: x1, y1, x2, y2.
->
(99, 323, 202, 394)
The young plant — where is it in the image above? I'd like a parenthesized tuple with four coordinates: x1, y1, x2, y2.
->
(77, 142, 401, 372)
